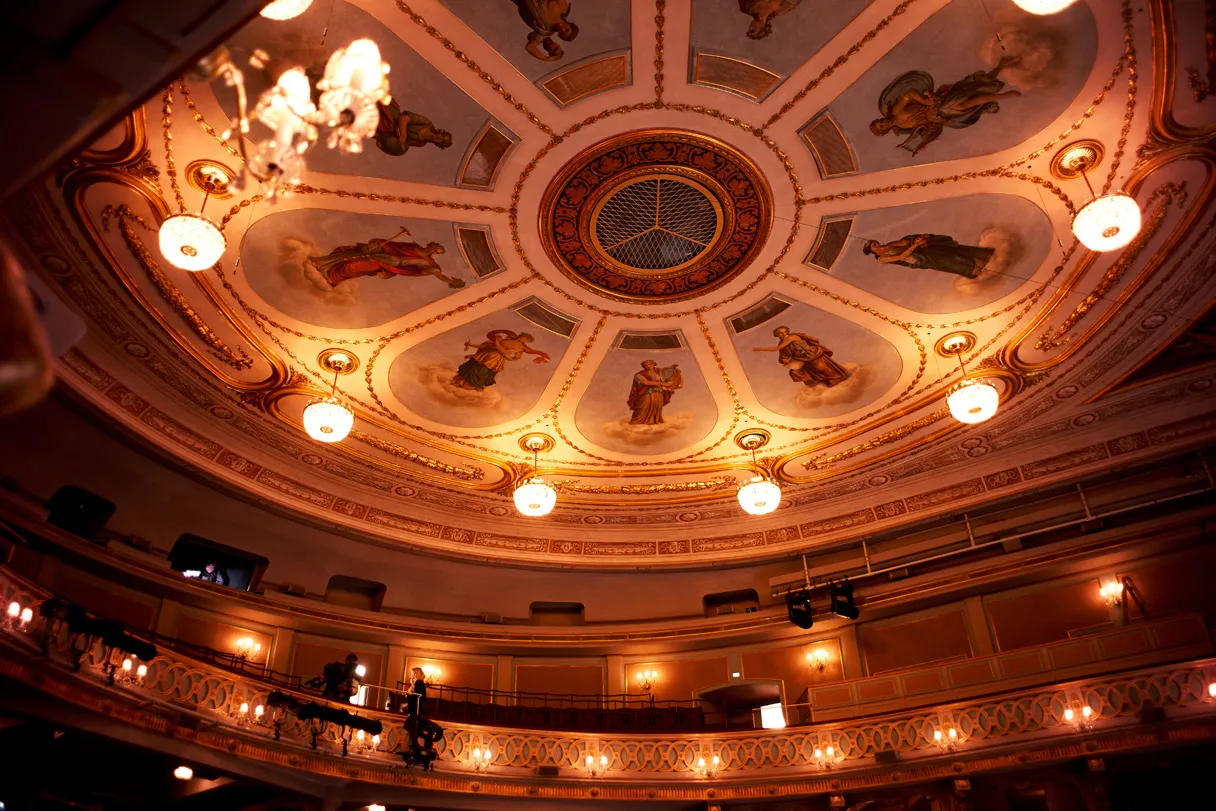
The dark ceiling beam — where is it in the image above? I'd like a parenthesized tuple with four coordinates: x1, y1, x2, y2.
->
(0, 0, 269, 203)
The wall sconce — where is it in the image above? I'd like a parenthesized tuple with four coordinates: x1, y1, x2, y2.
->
(933, 726, 961, 752)
(6, 601, 32, 630)
(806, 649, 829, 671)
(114, 657, 148, 686)
(695, 752, 721, 779)
(352, 729, 381, 756)
(1063, 703, 1096, 732)
(235, 636, 262, 660)
(470, 745, 493, 772)
(584, 750, 610, 777)
(812, 741, 842, 770)
(636, 669, 658, 690)
(421, 664, 441, 684)
(1099, 579, 1124, 608)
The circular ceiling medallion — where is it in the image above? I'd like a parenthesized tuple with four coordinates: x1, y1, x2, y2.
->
(540, 130, 772, 303)
(1050, 140, 1104, 180)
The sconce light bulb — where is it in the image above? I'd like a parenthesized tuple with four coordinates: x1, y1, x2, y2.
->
(6, 602, 19, 618)
(948, 727, 957, 740)
(19, 608, 31, 624)
(826, 746, 834, 757)
(1209, 683, 1216, 698)
(255, 705, 265, 718)
(137, 664, 147, 678)
(814, 748, 823, 758)
(122, 658, 132, 672)
(600, 754, 608, 766)
(1082, 706, 1092, 718)
(240, 702, 249, 714)
(698, 757, 705, 768)
(934, 730, 942, 741)
(1064, 708, 1075, 721)
(712, 755, 720, 765)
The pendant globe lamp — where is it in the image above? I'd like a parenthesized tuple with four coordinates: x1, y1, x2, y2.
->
(260, 0, 314, 20)
(159, 172, 226, 271)
(1064, 147, 1141, 252)
(736, 431, 781, 516)
(514, 435, 557, 517)
(943, 337, 999, 425)
(303, 353, 354, 443)
(1010, 0, 1077, 13)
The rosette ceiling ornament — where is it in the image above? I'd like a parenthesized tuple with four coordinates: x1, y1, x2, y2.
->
(31, 0, 1216, 564)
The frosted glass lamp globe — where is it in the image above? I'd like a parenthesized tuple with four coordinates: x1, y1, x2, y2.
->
(260, 0, 314, 20)
(158, 213, 226, 271)
(947, 379, 1000, 424)
(1011, 0, 1077, 14)
(513, 477, 557, 517)
(303, 397, 354, 442)
(1071, 193, 1141, 252)
(737, 475, 781, 516)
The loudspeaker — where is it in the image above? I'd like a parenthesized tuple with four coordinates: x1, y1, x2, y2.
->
(46, 486, 115, 540)
(786, 591, 814, 629)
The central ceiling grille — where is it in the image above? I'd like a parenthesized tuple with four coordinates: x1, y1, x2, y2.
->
(594, 177, 719, 270)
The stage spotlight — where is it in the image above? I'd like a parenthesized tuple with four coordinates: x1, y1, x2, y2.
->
(830, 583, 860, 621)
(786, 591, 814, 630)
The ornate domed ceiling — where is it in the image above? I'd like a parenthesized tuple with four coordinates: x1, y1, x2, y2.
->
(11, 0, 1216, 569)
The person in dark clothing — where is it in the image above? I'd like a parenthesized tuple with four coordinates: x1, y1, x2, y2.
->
(405, 666, 427, 717)
(399, 667, 442, 769)
(306, 653, 363, 702)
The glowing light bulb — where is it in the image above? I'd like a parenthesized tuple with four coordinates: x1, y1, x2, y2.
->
(122, 658, 132, 672)
(174, 766, 193, 780)
(303, 397, 354, 442)
(6, 602, 18, 618)
(934, 729, 942, 741)
(137, 664, 147, 678)
(737, 474, 781, 515)
(158, 213, 226, 271)
(514, 477, 557, 517)
(260, 0, 314, 20)
(1082, 706, 1092, 719)
(948, 728, 957, 740)
(355, 664, 367, 678)
(1011, 0, 1077, 13)
(1064, 708, 1075, 722)
(19, 608, 32, 625)
(1072, 193, 1142, 252)
(947, 378, 1000, 424)
(255, 705, 265, 718)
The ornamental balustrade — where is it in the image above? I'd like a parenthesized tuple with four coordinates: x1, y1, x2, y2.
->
(3, 566, 1216, 782)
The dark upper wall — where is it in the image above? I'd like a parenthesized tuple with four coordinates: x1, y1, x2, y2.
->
(1, 0, 267, 201)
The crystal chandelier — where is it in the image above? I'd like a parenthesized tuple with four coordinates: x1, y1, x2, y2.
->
(514, 436, 557, 517)
(736, 432, 781, 516)
(260, 0, 314, 20)
(303, 353, 354, 443)
(1011, 0, 1077, 14)
(1064, 148, 1142, 252)
(942, 337, 999, 424)
(199, 37, 391, 199)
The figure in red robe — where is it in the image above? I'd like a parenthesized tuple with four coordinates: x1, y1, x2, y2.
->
(307, 228, 465, 289)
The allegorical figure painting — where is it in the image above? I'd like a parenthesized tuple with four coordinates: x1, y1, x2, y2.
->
(870, 56, 1023, 155)
(626, 360, 683, 425)
(374, 99, 454, 157)
(512, 0, 579, 61)
(862, 234, 996, 279)
(753, 326, 849, 388)
(737, 0, 804, 40)
(453, 329, 551, 391)
(306, 227, 465, 289)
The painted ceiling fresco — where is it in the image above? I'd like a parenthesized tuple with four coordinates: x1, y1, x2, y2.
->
(828, 0, 1097, 172)
(439, 0, 633, 83)
(220, 1, 506, 187)
(691, 0, 874, 79)
(817, 193, 1055, 314)
(21, 0, 1216, 569)
(241, 210, 482, 329)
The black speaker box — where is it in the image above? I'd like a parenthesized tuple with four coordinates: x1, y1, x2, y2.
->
(45, 486, 115, 540)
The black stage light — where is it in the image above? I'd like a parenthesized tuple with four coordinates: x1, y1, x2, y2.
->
(786, 591, 814, 629)
(830, 582, 860, 621)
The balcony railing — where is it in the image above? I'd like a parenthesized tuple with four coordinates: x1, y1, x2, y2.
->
(4, 563, 1216, 799)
